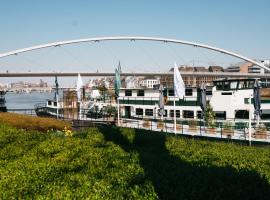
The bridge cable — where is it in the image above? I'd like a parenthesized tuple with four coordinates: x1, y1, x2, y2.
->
(133, 41, 163, 71)
(93, 41, 133, 73)
(17, 54, 49, 70)
(166, 42, 188, 65)
(58, 46, 93, 70)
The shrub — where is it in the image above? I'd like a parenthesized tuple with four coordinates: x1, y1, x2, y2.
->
(204, 104, 216, 128)
(223, 121, 233, 129)
(0, 124, 269, 199)
(0, 112, 71, 132)
(188, 120, 197, 127)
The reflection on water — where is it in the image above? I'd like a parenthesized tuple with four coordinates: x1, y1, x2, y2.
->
(5, 92, 54, 109)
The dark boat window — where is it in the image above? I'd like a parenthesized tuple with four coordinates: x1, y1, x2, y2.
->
(185, 89, 193, 96)
(54, 102, 57, 106)
(206, 90, 212, 95)
(235, 110, 249, 119)
(176, 110, 180, 118)
(215, 111, 226, 120)
(168, 89, 174, 96)
(145, 109, 153, 116)
(170, 110, 174, 117)
(137, 90, 145, 96)
(158, 109, 167, 117)
(215, 82, 223, 90)
(224, 81, 230, 90)
(261, 110, 270, 119)
(183, 110, 194, 118)
(125, 90, 132, 96)
(197, 111, 202, 119)
(246, 80, 254, 89)
(48, 101, 52, 106)
(136, 108, 143, 116)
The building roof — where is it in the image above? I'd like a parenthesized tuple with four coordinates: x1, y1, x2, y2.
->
(194, 67, 209, 72)
(208, 66, 224, 72)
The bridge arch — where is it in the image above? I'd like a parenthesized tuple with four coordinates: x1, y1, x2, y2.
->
(0, 36, 269, 71)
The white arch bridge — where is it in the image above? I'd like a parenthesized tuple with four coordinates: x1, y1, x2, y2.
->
(0, 36, 269, 72)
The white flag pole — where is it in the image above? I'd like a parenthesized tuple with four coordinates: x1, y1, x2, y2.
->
(117, 98, 120, 125)
(56, 94, 59, 119)
(249, 94, 252, 146)
(174, 96, 177, 134)
(173, 62, 185, 134)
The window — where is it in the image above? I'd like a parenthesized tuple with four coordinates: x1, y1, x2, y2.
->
(215, 111, 226, 120)
(185, 88, 193, 96)
(261, 110, 270, 119)
(158, 109, 167, 117)
(170, 110, 174, 117)
(230, 81, 238, 90)
(176, 110, 180, 118)
(215, 81, 223, 90)
(54, 102, 57, 107)
(168, 89, 174, 96)
(145, 109, 153, 116)
(206, 90, 212, 95)
(183, 110, 194, 118)
(197, 111, 202, 119)
(48, 101, 52, 106)
(235, 110, 249, 119)
(224, 81, 230, 90)
(136, 108, 143, 116)
(125, 90, 132, 96)
(137, 90, 145, 96)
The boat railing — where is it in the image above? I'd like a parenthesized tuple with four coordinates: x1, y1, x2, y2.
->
(34, 103, 46, 109)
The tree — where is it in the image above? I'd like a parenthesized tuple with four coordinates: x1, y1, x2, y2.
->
(204, 103, 216, 128)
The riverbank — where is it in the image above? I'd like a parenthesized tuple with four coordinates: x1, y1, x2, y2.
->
(0, 115, 269, 199)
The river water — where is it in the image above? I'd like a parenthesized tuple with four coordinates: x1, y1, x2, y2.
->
(5, 92, 54, 110)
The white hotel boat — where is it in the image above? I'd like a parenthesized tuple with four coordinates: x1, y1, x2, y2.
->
(118, 78, 270, 121)
(35, 78, 270, 142)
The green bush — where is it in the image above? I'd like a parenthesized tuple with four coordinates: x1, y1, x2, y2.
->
(0, 112, 71, 132)
(0, 123, 269, 199)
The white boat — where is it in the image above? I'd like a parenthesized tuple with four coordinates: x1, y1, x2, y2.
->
(118, 78, 270, 122)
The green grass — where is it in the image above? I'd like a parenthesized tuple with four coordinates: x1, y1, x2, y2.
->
(0, 122, 269, 199)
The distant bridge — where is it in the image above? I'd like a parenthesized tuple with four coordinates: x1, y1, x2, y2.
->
(0, 36, 269, 72)
(1, 72, 270, 78)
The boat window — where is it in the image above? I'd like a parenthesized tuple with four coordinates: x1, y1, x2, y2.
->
(261, 110, 270, 119)
(230, 81, 238, 90)
(170, 110, 174, 117)
(215, 111, 226, 120)
(223, 81, 230, 90)
(246, 80, 254, 89)
(136, 108, 143, 116)
(168, 89, 174, 96)
(238, 81, 245, 89)
(185, 89, 193, 96)
(235, 110, 249, 119)
(183, 110, 194, 118)
(197, 111, 202, 119)
(125, 90, 132, 96)
(206, 90, 212, 95)
(176, 110, 180, 118)
(158, 109, 167, 117)
(48, 101, 52, 106)
(54, 102, 57, 107)
(215, 82, 223, 90)
(164, 110, 168, 117)
(145, 109, 153, 116)
(137, 90, 145, 96)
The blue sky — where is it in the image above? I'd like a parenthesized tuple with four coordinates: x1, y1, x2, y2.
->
(0, 0, 269, 85)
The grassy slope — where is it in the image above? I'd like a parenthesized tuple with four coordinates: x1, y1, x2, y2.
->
(0, 112, 71, 132)
(0, 121, 269, 199)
